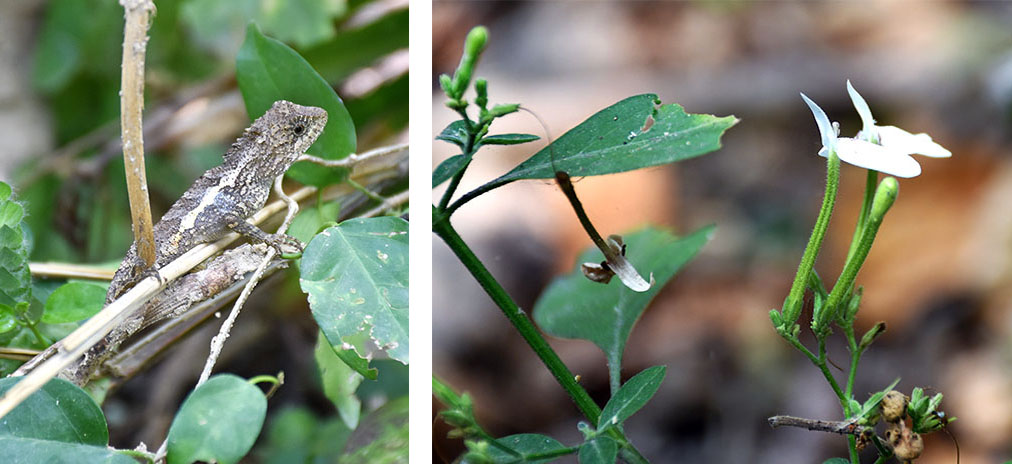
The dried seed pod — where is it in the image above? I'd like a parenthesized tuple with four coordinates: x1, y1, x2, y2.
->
(892, 426, 924, 461)
(882, 390, 908, 423)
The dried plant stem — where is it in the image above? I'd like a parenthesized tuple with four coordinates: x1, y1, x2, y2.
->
(768, 415, 871, 436)
(28, 262, 115, 281)
(119, 0, 157, 267)
(298, 142, 408, 168)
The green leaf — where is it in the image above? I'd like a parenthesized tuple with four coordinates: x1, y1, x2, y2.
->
(166, 374, 267, 464)
(0, 182, 31, 310)
(315, 331, 363, 428)
(288, 200, 341, 244)
(436, 120, 469, 148)
(300, 217, 408, 364)
(301, 7, 408, 83)
(857, 378, 901, 423)
(0, 436, 136, 464)
(339, 396, 408, 464)
(432, 155, 469, 188)
(41, 282, 106, 324)
(598, 366, 666, 429)
(823, 459, 850, 464)
(257, 0, 345, 48)
(480, 133, 540, 146)
(236, 24, 357, 187)
(490, 94, 736, 183)
(578, 436, 618, 464)
(487, 434, 570, 463)
(534, 226, 713, 380)
(0, 377, 108, 446)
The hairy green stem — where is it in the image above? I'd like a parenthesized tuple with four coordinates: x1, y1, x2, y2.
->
(781, 153, 840, 327)
(821, 177, 898, 331)
(845, 170, 877, 263)
(817, 337, 847, 409)
(432, 210, 649, 464)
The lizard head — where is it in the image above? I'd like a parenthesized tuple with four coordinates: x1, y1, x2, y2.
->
(233, 100, 328, 176)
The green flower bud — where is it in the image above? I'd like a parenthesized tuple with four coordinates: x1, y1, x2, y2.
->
(490, 103, 520, 117)
(475, 78, 488, 110)
(859, 321, 886, 352)
(869, 176, 899, 221)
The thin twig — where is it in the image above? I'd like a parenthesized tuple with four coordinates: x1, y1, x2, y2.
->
(196, 175, 299, 385)
(119, 0, 157, 267)
(298, 142, 408, 168)
(768, 415, 872, 436)
(358, 190, 408, 218)
(154, 176, 301, 461)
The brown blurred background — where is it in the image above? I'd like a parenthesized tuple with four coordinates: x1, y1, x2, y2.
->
(433, 2, 1012, 463)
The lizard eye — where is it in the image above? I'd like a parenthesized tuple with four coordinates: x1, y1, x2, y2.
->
(293, 124, 305, 135)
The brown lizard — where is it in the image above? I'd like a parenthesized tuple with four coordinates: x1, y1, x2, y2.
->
(66, 100, 327, 384)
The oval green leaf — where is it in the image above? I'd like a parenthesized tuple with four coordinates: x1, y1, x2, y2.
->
(479, 133, 540, 146)
(315, 331, 363, 428)
(236, 23, 356, 187)
(534, 226, 713, 376)
(488, 433, 570, 463)
(578, 436, 618, 464)
(300, 217, 408, 364)
(597, 366, 666, 429)
(0, 377, 108, 446)
(340, 396, 408, 464)
(0, 436, 136, 464)
(166, 374, 268, 464)
(41, 282, 106, 324)
(491, 94, 736, 183)
(432, 154, 468, 188)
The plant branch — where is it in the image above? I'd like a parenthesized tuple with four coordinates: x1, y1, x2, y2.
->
(119, 0, 157, 267)
(432, 214, 649, 464)
(767, 415, 872, 436)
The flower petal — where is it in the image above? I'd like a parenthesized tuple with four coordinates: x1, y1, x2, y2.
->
(876, 125, 952, 158)
(847, 80, 877, 136)
(801, 93, 836, 150)
(835, 137, 922, 178)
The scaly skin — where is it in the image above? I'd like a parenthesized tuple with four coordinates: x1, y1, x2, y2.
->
(105, 100, 328, 303)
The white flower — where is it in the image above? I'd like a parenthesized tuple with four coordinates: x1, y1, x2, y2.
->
(800, 83, 950, 178)
(847, 80, 952, 159)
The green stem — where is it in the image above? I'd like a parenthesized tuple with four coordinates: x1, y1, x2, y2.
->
(432, 211, 601, 421)
(845, 170, 877, 263)
(843, 325, 861, 412)
(816, 337, 847, 409)
(346, 178, 385, 203)
(432, 211, 649, 464)
(848, 435, 859, 464)
(781, 153, 840, 327)
(821, 178, 898, 331)
(783, 334, 847, 409)
(442, 176, 512, 218)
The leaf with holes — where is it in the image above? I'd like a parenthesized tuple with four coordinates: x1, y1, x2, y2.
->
(300, 217, 408, 364)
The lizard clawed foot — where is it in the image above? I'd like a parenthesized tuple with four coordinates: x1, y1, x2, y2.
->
(141, 266, 166, 285)
(265, 233, 304, 258)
